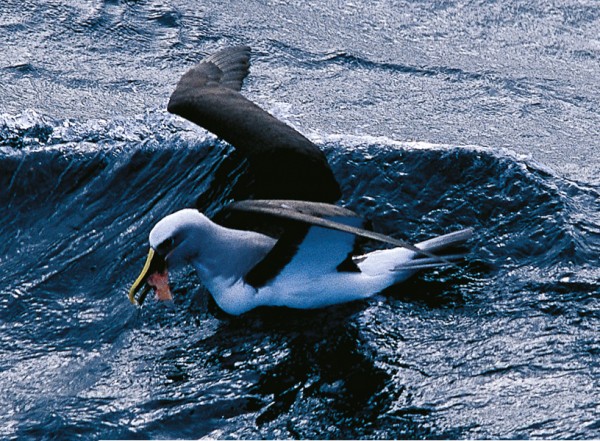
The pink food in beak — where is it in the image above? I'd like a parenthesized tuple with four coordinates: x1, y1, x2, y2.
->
(147, 271, 173, 302)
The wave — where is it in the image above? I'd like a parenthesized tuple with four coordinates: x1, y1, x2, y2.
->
(2, 110, 599, 270)
(2, 110, 598, 334)
(1, 110, 599, 439)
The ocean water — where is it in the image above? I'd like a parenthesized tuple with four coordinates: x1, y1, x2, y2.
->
(1, 1, 599, 439)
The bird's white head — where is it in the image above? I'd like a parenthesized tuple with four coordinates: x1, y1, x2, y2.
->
(149, 208, 213, 268)
(128, 208, 214, 305)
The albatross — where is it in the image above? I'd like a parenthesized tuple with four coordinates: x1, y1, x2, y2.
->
(128, 46, 473, 315)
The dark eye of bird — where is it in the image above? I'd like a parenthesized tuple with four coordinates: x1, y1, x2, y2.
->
(157, 237, 175, 256)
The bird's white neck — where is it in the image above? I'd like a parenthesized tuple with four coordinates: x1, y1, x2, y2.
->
(186, 221, 277, 315)
(189, 221, 275, 278)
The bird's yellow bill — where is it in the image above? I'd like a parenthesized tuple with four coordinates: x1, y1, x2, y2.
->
(128, 248, 169, 305)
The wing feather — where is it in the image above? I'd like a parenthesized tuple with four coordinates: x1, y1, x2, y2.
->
(214, 200, 455, 288)
(167, 46, 340, 202)
(227, 200, 453, 264)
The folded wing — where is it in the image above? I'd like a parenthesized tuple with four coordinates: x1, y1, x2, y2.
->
(215, 200, 452, 288)
(223, 200, 366, 288)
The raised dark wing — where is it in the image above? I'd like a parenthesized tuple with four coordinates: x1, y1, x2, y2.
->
(216, 200, 453, 288)
(167, 46, 341, 203)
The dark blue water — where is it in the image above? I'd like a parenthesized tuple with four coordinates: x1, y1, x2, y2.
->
(1, 1, 599, 439)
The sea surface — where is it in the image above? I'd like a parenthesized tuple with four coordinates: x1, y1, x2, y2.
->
(1, 1, 599, 439)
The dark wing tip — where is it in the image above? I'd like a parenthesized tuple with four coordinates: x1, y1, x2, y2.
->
(168, 46, 251, 113)
(201, 45, 251, 91)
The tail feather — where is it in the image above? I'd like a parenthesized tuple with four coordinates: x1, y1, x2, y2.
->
(355, 228, 473, 277)
(393, 253, 467, 271)
(416, 228, 474, 254)
(394, 228, 474, 271)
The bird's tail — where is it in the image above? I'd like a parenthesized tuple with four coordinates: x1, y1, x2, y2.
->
(393, 228, 474, 271)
